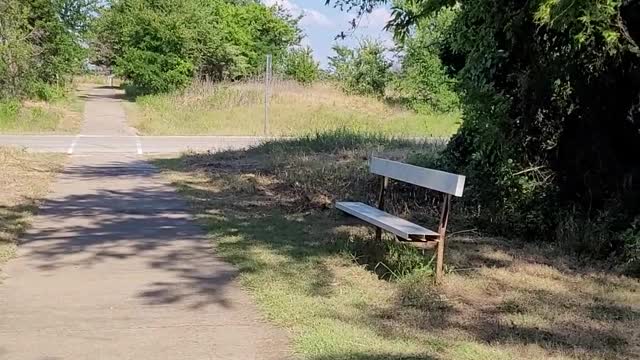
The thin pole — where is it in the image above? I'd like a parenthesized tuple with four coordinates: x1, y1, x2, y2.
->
(375, 176, 388, 242)
(435, 193, 452, 284)
(264, 54, 272, 136)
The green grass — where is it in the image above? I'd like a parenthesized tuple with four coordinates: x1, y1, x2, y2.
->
(0, 148, 64, 267)
(152, 132, 640, 360)
(128, 81, 461, 137)
(0, 96, 82, 134)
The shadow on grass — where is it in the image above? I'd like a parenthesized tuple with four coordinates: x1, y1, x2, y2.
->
(150, 134, 639, 359)
(77, 92, 130, 102)
(0, 202, 39, 263)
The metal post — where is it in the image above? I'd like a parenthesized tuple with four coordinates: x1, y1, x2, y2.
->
(264, 54, 272, 136)
(435, 193, 452, 284)
(375, 176, 389, 241)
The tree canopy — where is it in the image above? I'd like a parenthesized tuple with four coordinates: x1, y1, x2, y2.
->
(93, 0, 301, 93)
(0, 0, 90, 99)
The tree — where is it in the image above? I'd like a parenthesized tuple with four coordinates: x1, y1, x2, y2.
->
(328, 39, 391, 97)
(0, 0, 35, 98)
(328, 45, 354, 82)
(282, 46, 319, 85)
(0, 0, 86, 100)
(394, 6, 458, 112)
(94, 0, 300, 94)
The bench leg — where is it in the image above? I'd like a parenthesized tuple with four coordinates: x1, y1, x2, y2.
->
(435, 194, 452, 284)
(375, 176, 389, 242)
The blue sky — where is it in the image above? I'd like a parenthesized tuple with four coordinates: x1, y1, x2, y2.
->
(263, 0, 394, 68)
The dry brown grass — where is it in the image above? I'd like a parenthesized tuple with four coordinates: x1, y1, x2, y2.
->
(0, 148, 64, 266)
(130, 80, 461, 137)
(154, 135, 639, 360)
(0, 96, 83, 134)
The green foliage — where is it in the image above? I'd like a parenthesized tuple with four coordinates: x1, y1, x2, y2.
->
(282, 47, 319, 85)
(0, 0, 85, 100)
(621, 217, 640, 276)
(0, 100, 21, 119)
(394, 7, 459, 113)
(342, 236, 435, 280)
(328, 40, 391, 97)
(95, 0, 300, 94)
(116, 50, 195, 94)
(27, 82, 68, 102)
(329, 0, 640, 262)
(28, 0, 85, 82)
(0, 1, 35, 99)
(433, 0, 639, 249)
(327, 45, 354, 82)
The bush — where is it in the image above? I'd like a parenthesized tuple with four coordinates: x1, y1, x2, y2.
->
(328, 40, 391, 97)
(116, 50, 195, 94)
(394, 7, 460, 113)
(621, 218, 640, 276)
(0, 100, 21, 119)
(282, 47, 319, 85)
(27, 82, 67, 102)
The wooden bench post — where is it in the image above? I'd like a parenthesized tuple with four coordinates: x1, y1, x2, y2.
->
(435, 193, 452, 283)
(375, 176, 388, 241)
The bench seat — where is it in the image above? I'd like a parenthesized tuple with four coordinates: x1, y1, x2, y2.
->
(336, 201, 439, 240)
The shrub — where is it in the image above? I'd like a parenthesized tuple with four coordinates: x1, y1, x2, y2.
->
(328, 40, 391, 97)
(394, 7, 460, 113)
(282, 47, 319, 85)
(116, 50, 195, 94)
(0, 100, 21, 119)
(621, 218, 640, 276)
(27, 82, 67, 101)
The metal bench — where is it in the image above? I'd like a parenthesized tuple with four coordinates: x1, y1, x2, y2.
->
(336, 157, 465, 282)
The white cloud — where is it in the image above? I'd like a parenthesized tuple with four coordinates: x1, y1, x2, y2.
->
(263, 0, 298, 12)
(360, 8, 392, 30)
(301, 9, 333, 28)
(263, 0, 335, 28)
(300, 36, 312, 48)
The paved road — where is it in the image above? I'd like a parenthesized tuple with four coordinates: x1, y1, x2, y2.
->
(0, 135, 273, 154)
(0, 86, 291, 359)
(0, 86, 277, 154)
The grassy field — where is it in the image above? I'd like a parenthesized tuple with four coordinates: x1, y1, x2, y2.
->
(0, 96, 83, 134)
(129, 80, 461, 137)
(153, 133, 639, 360)
(0, 148, 64, 267)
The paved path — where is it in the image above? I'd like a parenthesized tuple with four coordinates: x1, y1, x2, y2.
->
(0, 86, 291, 359)
(0, 86, 277, 154)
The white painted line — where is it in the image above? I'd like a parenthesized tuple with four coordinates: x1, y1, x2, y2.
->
(135, 136, 143, 155)
(67, 135, 80, 154)
(77, 134, 134, 138)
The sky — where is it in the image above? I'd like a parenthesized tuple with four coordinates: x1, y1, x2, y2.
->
(262, 0, 394, 68)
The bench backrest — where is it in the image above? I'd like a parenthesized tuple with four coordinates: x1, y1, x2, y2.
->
(370, 157, 465, 197)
